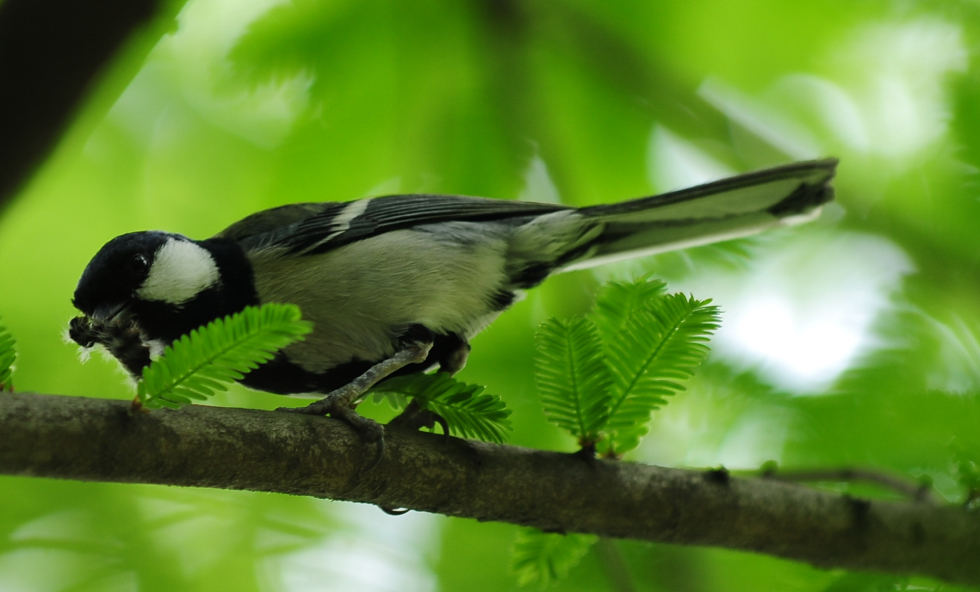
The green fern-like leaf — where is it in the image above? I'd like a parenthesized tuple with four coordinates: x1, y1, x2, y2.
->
(0, 320, 15, 389)
(534, 317, 612, 445)
(137, 303, 313, 409)
(512, 528, 597, 588)
(603, 293, 720, 454)
(372, 373, 512, 444)
(593, 278, 667, 345)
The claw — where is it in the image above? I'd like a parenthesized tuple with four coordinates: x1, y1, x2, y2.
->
(278, 399, 385, 469)
(433, 412, 450, 440)
(388, 399, 422, 428)
(275, 340, 433, 469)
(366, 437, 385, 471)
(389, 400, 450, 440)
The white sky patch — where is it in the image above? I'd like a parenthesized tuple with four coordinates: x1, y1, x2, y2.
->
(766, 74, 871, 153)
(133, 491, 431, 588)
(259, 504, 440, 592)
(669, 231, 913, 393)
(835, 20, 967, 158)
(104, 0, 309, 150)
(137, 238, 220, 305)
(170, 0, 310, 146)
(698, 19, 966, 164)
(711, 408, 794, 468)
(0, 511, 133, 592)
(519, 154, 562, 204)
(646, 125, 736, 192)
(924, 313, 980, 393)
(698, 78, 825, 161)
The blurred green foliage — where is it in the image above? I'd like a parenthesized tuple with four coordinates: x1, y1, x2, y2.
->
(512, 529, 598, 588)
(2, 0, 980, 590)
(0, 321, 15, 390)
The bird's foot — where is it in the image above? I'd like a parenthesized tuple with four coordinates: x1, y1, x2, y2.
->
(389, 399, 450, 437)
(276, 339, 434, 468)
(383, 336, 467, 438)
(278, 397, 386, 469)
(278, 399, 385, 442)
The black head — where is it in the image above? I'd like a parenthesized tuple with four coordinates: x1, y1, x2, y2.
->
(73, 230, 258, 345)
(73, 231, 173, 323)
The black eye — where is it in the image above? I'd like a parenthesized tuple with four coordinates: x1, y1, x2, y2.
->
(128, 253, 149, 276)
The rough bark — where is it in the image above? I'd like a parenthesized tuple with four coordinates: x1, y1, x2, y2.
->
(1, 392, 978, 585)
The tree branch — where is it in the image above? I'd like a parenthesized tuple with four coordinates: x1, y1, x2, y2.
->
(1, 392, 978, 585)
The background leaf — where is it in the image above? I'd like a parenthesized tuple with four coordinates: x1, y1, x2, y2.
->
(512, 529, 598, 589)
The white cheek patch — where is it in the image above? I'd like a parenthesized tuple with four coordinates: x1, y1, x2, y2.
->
(137, 238, 220, 305)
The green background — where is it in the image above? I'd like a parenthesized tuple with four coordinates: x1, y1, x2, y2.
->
(2, 0, 979, 590)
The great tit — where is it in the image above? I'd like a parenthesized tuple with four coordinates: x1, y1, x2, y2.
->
(70, 159, 837, 439)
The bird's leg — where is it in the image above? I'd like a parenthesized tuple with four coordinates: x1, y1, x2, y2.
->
(277, 339, 433, 444)
(389, 338, 470, 433)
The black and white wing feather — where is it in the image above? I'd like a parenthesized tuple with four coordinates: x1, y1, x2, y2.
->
(570, 158, 837, 268)
(216, 158, 836, 270)
(217, 195, 569, 255)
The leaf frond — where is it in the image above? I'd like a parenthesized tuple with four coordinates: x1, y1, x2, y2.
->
(138, 304, 313, 409)
(604, 292, 720, 453)
(372, 373, 512, 444)
(534, 317, 611, 444)
(512, 528, 597, 588)
(593, 278, 667, 345)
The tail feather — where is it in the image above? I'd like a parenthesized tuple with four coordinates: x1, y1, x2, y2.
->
(564, 159, 837, 270)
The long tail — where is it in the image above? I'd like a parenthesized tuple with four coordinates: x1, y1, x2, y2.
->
(564, 159, 838, 271)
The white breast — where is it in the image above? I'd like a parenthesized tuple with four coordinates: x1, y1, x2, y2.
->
(249, 227, 511, 373)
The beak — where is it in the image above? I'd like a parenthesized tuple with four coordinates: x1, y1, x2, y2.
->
(92, 302, 129, 324)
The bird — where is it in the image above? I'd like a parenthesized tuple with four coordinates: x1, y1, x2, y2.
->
(70, 158, 837, 442)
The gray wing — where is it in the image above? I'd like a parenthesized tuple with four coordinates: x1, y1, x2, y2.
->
(218, 194, 570, 255)
(214, 202, 343, 242)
